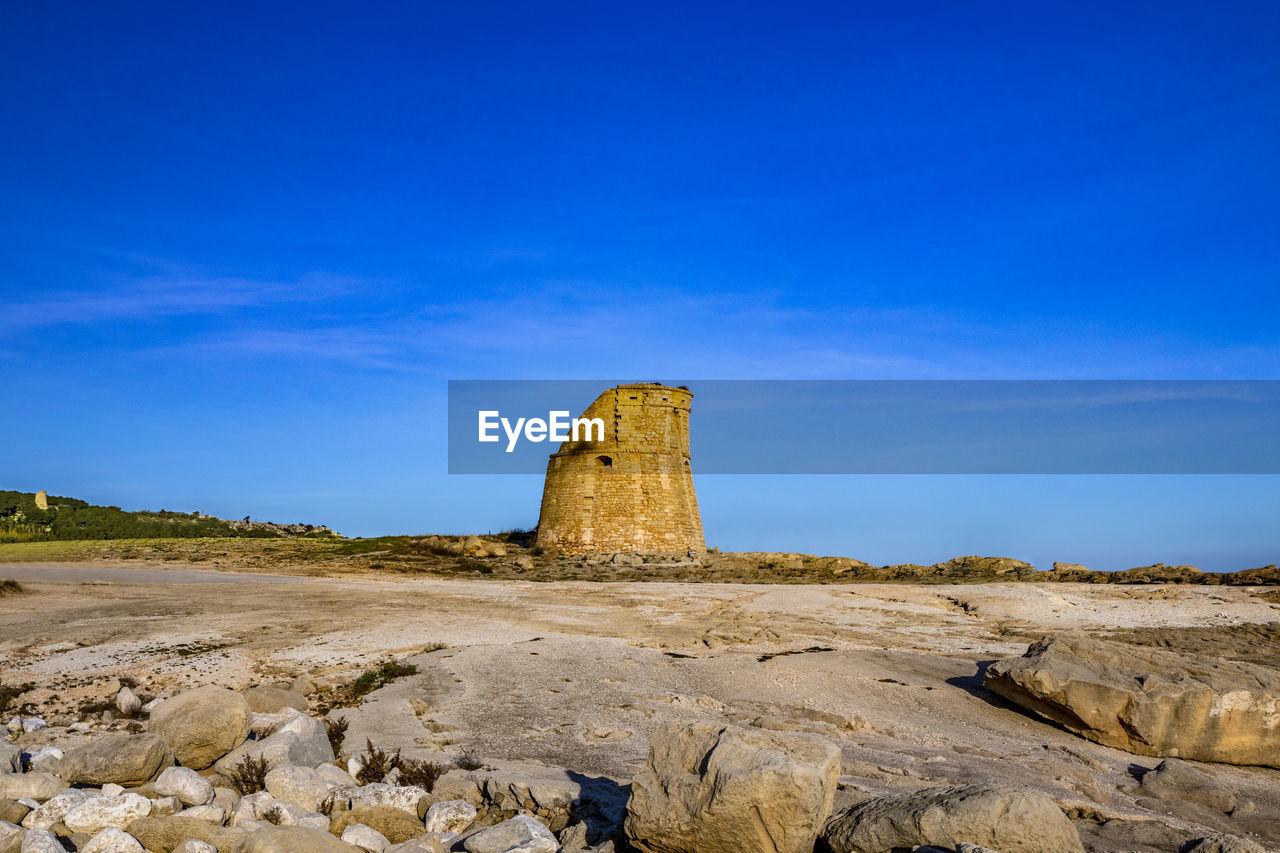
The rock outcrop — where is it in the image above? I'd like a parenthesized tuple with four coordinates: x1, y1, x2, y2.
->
(984, 635, 1280, 766)
(819, 784, 1083, 853)
(625, 721, 841, 853)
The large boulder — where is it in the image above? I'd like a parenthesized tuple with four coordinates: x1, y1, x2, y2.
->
(820, 784, 1083, 853)
(53, 733, 172, 786)
(330, 806, 426, 844)
(81, 827, 146, 853)
(624, 721, 841, 853)
(21, 787, 100, 829)
(63, 793, 153, 834)
(150, 686, 253, 770)
(155, 766, 215, 807)
(17, 828, 64, 853)
(340, 824, 391, 852)
(0, 774, 64, 802)
(424, 800, 476, 834)
(462, 815, 557, 853)
(263, 765, 341, 814)
(126, 815, 239, 852)
(230, 825, 360, 852)
(213, 715, 331, 776)
(332, 784, 429, 816)
(984, 635, 1280, 766)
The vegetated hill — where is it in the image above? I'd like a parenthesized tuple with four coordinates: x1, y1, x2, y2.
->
(0, 490, 339, 542)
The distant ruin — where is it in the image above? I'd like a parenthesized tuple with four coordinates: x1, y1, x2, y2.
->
(535, 383, 705, 554)
(34, 490, 48, 510)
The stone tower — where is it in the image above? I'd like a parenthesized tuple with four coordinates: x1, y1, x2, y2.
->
(535, 383, 704, 554)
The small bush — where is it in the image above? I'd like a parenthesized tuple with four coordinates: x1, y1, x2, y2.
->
(454, 753, 485, 771)
(260, 805, 285, 825)
(325, 716, 349, 754)
(228, 754, 270, 795)
(351, 659, 418, 699)
(0, 579, 24, 596)
(0, 682, 35, 715)
(398, 757, 448, 791)
(356, 738, 400, 784)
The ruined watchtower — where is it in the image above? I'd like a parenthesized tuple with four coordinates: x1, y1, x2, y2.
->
(535, 383, 704, 554)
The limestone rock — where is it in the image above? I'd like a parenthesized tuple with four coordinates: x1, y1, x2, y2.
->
(0, 745, 18, 775)
(264, 764, 340, 813)
(242, 688, 309, 715)
(80, 826, 146, 853)
(155, 766, 215, 806)
(212, 787, 240, 815)
(341, 824, 391, 852)
(230, 824, 360, 852)
(178, 805, 225, 824)
(424, 799, 475, 834)
(0, 822, 20, 850)
(151, 795, 181, 816)
(53, 733, 171, 786)
(64, 794, 153, 834)
(428, 772, 482, 808)
(1140, 759, 1236, 813)
(22, 750, 60, 776)
(17, 828, 63, 853)
(214, 714, 331, 776)
(21, 787, 99, 829)
(125, 815, 236, 851)
(624, 721, 840, 853)
(1180, 835, 1267, 853)
(820, 784, 1083, 853)
(229, 792, 277, 826)
(334, 784, 429, 816)
(116, 687, 143, 718)
(289, 677, 318, 696)
(386, 837, 459, 853)
(0, 801, 27, 825)
(175, 842, 219, 853)
(462, 814, 558, 853)
(314, 764, 359, 787)
(330, 807, 426, 844)
(984, 635, 1280, 766)
(0, 776, 63, 804)
(150, 686, 253, 770)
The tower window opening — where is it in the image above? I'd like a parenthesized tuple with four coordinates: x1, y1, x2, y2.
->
(596, 455, 613, 468)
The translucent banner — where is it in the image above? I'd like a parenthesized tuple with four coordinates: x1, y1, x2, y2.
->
(447, 380, 1280, 474)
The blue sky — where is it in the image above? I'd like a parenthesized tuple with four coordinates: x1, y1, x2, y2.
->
(2, 2, 1278, 570)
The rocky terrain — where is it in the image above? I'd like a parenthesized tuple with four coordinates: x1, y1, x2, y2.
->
(1, 535, 1277, 586)
(1, 566, 1278, 852)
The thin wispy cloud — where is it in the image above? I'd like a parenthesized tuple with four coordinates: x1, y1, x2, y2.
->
(0, 271, 358, 338)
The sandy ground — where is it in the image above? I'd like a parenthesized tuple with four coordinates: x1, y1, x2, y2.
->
(2, 565, 1278, 852)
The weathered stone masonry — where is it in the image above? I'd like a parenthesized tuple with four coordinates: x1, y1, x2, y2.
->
(535, 383, 705, 554)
